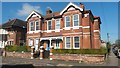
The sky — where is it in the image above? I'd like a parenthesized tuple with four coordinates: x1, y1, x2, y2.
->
(1, 2, 118, 43)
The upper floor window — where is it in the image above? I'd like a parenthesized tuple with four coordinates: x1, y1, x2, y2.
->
(73, 14, 79, 26)
(55, 19, 60, 29)
(35, 20, 39, 31)
(65, 16, 70, 27)
(48, 20, 52, 30)
(29, 22, 34, 31)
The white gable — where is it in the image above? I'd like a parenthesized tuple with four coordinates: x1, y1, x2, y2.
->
(25, 11, 41, 21)
(60, 2, 83, 15)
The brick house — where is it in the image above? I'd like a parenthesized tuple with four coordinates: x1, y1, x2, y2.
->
(26, 2, 101, 52)
(2, 19, 27, 46)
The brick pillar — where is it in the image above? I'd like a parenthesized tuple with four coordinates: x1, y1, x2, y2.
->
(31, 46, 34, 59)
(40, 46, 44, 59)
(50, 46, 54, 60)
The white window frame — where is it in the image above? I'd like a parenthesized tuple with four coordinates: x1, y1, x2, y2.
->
(73, 36, 80, 49)
(29, 21, 34, 31)
(54, 41, 60, 49)
(73, 14, 79, 29)
(28, 39, 33, 46)
(65, 16, 71, 30)
(65, 37, 71, 49)
(35, 20, 39, 31)
(47, 20, 52, 30)
(55, 19, 60, 30)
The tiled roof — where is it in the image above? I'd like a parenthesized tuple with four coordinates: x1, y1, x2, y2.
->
(44, 11, 61, 19)
(2, 19, 27, 29)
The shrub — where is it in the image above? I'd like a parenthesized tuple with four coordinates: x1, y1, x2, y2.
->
(53, 47, 107, 55)
(5, 45, 30, 52)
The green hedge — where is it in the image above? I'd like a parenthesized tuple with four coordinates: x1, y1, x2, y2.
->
(5, 45, 31, 52)
(53, 47, 107, 55)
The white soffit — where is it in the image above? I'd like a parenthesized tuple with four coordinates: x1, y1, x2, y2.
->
(25, 11, 41, 21)
(60, 2, 83, 15)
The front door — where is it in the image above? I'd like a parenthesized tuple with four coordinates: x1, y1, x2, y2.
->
(45, 41, 50, 51)
(34, 39, 39, 51)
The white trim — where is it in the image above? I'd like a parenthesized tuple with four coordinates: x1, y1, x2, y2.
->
(29, 21, 34, 31)
(73, 36, 80, 49)
(73, 14, 79, 27)
(65, 37, 71, 49)
(40, 36, 63, 41)
(63, 32, 82, 35)
(47, 20, 52, 32)
(35, 20, 40, 31)
(94, 30, 100, 32)
(83, 32, 90, 34)
(25, 11, 41, 21)
(94, 19, 98, 22)
(82, 26, 90, 28)
(60, 2, 83, 15)
(55, 18, 60, 30)
(84, 13, 89, 17)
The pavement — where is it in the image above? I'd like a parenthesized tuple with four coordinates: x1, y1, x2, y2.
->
(0, 49, 120, 68)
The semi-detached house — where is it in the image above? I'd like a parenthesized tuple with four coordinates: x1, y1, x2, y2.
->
(26, 2, 101, 51)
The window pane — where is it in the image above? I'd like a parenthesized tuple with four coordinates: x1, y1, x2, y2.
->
(48, 21, 52, 30)
(65, 16, 70, 27)
(30, 22, 34, 31)
(36, 21, 39, 30)
(74, 37, 79, 48)
(66, 37, 70, 48)
(56, 19, 60, 29)
(74, 15, 79, 26)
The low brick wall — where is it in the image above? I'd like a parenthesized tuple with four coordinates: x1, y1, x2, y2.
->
(6, 52, 31, 58)
(53, 54, 105, 64)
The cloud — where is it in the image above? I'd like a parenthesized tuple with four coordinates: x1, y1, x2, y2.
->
(17, 3, 42, 16)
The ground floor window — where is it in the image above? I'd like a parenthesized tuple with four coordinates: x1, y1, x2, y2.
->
(65, 37, 71, 49)
(54, 40, 60, 49)
(34, 39, 39, 51)
(28, 39, 33, 46)
(74, 36, 80, 49)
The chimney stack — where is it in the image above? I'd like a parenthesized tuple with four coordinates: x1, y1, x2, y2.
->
(80, 3, 85, 11)
(46, 8, 52, 15)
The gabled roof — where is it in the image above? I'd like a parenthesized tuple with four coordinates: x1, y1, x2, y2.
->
(25, 10, 43, 21)
(2, 18, 27, 29)
(60, 2, 83, 15)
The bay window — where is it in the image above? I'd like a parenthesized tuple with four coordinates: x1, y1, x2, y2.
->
(65, 16, 70, 27)
(73, 14, 79, 26)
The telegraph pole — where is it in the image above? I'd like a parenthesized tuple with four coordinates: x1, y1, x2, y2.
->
(107, 33, 110, 42)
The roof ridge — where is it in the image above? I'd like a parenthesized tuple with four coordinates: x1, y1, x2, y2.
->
(11, 19, 17, 26)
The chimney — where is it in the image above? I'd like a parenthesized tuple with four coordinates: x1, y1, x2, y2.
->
(46, 8, 52, 15)
(80, 3, 85, 11)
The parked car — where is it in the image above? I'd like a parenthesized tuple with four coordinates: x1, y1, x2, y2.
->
(112, 45, 120, 58)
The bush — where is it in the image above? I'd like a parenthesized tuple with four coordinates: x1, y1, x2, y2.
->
(53, 47, 107, 55)
(5, 45, 30, 52)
